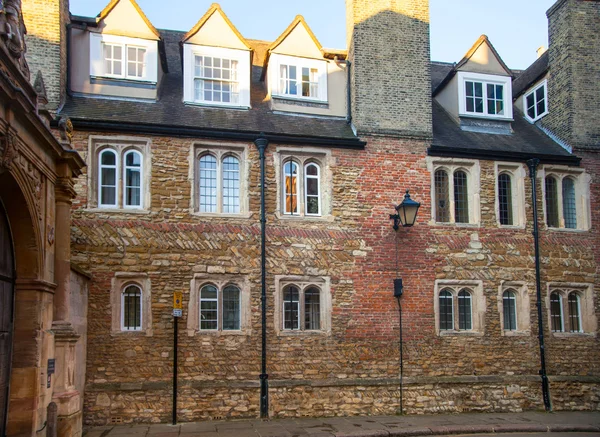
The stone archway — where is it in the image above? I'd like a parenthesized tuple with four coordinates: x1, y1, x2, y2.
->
(0, 170, 45, 436)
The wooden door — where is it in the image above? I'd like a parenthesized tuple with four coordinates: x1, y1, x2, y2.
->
(0, 202, 14, 436)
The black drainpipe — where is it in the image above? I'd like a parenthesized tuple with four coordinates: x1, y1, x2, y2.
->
(254, 134, 269, 418)
(526, 158, 552, 411)
(346, 60, 352, 124)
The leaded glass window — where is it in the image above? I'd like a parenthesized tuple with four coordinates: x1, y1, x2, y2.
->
(283, 160, 299, 215)
(562, 177, 577, 229)
(222, 156, 240, 214)
(550, 292, 563, 332)
(454, 170, 469, 224)
(435, 170, 450, 222)
(545, 176, 559, 228)
(122, 285, 142, 331)
(222, 285, 240, 331)
(458, 289, 472, 330)
(283, 285, 300, 330)
(199, 154, 217, 213)
(503, 289, 517, 331)
(439, 290, 453, 331)
(304, 287, 320, 330)
(568, 292, 581, 333)
(498, 173, 513, 225)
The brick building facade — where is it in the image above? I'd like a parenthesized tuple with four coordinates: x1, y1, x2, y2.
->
(12, 0, 600, 431)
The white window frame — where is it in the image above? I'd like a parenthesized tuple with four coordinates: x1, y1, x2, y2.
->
(90, 33, 158, 83)
(98, 148, 119, 208)
(304, 162, 322, 217)
(270, 53, 328, 102)
(539, 166, 591, 231)
(523, 79, 548, 123)
(110, 273, 152, 336)
(428, 158, 480, 226)
(434, 280, 485, 336)
(187, 274, 251, 336)
(274, 147, 332, 220)
(199, 284, 220, 331)
(457, 71, 513, 120)
(274, 276, 332, 336)
(121, 284, 143, 331)
(282, 160, 300, 215)
(183, 44, 251, 108)
(123, 149, 144, 209)
(495, 162, 526, 228)
(547, 283, 597, 337)
(191, 143, 248, 217)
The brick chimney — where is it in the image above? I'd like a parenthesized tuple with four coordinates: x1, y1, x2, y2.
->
(543, 0, 600, 150)
(346, 0, 432, 138)
(22, 0, 70, 113)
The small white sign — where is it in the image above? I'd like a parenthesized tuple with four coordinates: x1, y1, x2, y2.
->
(173, 309, 182, 318)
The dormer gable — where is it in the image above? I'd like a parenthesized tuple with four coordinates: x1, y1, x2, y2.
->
(182, 3, 251, 51)
(96, 0, 160, 41)
(181, 4, 252, 108)
(267, 15, 323, 60)
(434, 35, 513, 125)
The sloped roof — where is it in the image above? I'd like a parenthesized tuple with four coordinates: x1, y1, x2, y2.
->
(59, 30, 359, 145)
(512, 51, 549, 98)
(181, 3, 251, 50)
(97, 0, 160, 38)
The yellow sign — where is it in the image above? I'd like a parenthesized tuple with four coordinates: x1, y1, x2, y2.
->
(173, 292, 183, 310)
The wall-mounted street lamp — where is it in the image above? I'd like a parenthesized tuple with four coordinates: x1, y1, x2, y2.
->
(389, 189, 421, 415)
(389, 190, 421, 230)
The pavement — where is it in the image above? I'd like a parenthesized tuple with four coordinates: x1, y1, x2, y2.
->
(83, 411, 600, 437)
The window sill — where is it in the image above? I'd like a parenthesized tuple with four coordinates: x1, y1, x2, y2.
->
(459, 113, 514, 122)
(552, 331, 595, 338)
(438, 330, 484, 337)
(545, 226, 589, 233)
(188, 329, 250, 337)
(184, 101, 250, 110)
(111, 330, 152, 337)
(86, 207, 151, 215)
(272, 95, 328, 106)
(498, 224, 526, 230)
(501, 330, 530, 337)
(277, 329, 330, 337)
(190, 210, 253, 219)
(276, 212, 334, 222)
(91, 76, 157, 89)
(429, 221, 480, 228)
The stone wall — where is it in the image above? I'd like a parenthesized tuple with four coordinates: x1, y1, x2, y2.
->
(69, 130, 599, 424)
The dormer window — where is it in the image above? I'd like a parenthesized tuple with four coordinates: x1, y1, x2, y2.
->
(183, 45, 251, 108)
(90, 33, 158, 83)
(270, 54, 327, 102)
(524, 80, 548, 122)
(458, 72, 512, 120)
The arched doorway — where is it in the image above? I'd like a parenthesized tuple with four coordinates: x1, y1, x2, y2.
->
(0, 200, 14, 436)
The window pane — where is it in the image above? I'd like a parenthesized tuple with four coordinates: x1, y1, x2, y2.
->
(101, 151, 116, 166)
(498, 173, 513, 225)
(439, 290, 453, 330)
(503, 290, 517, 331)
(222, 156, 240, 214)
(526, 93, 536, 119)
(222, 285, 240, 330)
(304, 287, 320, 330)
(545, 177, 559, 227)
(101, 186, 116, 205)
(458, 289, 472, 330)
(454, 170, 469, 223)
(434, 170, 449, 222)
(562, 178, 577, 229)
(284, 161, 298, 214)
(568, 293, 581, 333)
(199, 155, 217, 213)
(101, 167, 116, 186)
(550, 292, 563, 332)
(283, 286, 300, 330)
(200, 285, 218, 330)
(125, 169, 141, 207)
(474, 82, 483, 98)
(123, 286, 141, 330)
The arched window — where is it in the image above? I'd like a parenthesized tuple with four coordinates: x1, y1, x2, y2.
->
(99, 149, 118, 207)
(498, 173, 513, 225)
(222, 285, 240, 330)
(453, 170, 469, 223)
(283, 160, 299, 215)
(304, 286, 320, 330)
(122, 285, 142, 331)
(545, 176, 559, 228)
(200, 284, 218, 330)
(502, 289, 517, 331)
(123, 150, 143, 208)
(304, 163, 321, 216)
(457, 289, 472, 330)
(434, 169, 449, 222)
(222, 156, 240, 214)
(439, 289, 453, 331)
(550, 291, 563, 332)
(567, 292, 581, 333)
(283, 285, 300, 330)
(199, 154, 218, 213)
(562, 177, 577, 229)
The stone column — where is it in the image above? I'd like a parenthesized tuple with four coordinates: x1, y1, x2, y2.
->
(52, 173, 82, 437)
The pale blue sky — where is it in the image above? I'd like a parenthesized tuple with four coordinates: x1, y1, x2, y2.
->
(70, 0, 556, 70)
